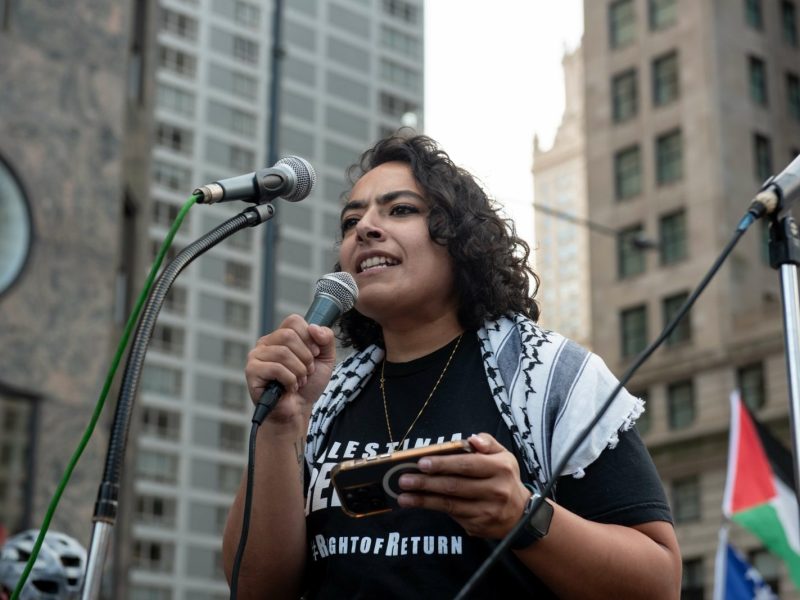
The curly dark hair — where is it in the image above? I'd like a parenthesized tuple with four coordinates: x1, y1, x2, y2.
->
(336, 133, 540, 350)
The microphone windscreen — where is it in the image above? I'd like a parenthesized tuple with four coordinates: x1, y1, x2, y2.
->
(277, 156, 316, 202)
(315, 272, 358, 313)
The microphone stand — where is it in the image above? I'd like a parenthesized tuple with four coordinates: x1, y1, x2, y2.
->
(767, 210, 800, 515)
(81, 203, 275, 600)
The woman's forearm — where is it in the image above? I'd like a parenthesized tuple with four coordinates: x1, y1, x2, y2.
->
(514, 505, 681, 599)
(222, 420, 310, 600)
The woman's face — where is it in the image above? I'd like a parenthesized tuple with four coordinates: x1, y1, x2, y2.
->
(338, 161, 458, 326)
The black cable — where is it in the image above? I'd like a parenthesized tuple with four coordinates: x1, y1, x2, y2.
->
(453, 204, 767, 599)
(230, 422, 260, 600)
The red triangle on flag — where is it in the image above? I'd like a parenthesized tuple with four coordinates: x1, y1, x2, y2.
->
(730, 398, 777, 513)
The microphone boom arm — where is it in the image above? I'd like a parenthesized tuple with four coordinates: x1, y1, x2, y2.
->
(81, 203, 275, 600)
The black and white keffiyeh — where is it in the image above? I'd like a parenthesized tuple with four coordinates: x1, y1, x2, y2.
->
(305, 313, 643, 487)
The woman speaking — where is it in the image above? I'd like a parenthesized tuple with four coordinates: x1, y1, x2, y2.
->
(223, 134, 681, 599)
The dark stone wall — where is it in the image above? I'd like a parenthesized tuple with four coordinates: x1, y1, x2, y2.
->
(0, 1, 131, 542)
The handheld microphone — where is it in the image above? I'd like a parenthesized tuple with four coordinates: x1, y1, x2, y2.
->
(252, 272, 358, 425)
(193, 156, 316, 204)
(754, 153, 800, 214)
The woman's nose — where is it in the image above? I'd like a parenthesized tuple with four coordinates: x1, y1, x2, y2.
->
(355, 214, 385, 241)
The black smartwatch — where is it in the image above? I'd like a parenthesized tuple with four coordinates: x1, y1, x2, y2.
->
(510, 492, 553, 550)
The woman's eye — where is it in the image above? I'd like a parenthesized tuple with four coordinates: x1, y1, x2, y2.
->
(340, 216, 359, 233)
(390, 204, 418, 216)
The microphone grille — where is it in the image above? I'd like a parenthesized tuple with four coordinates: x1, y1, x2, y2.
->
(315, 272, 358, 313)
(277, 156, 316, 202)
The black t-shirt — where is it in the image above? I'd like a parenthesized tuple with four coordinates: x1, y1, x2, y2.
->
(304, 332, 671, 599)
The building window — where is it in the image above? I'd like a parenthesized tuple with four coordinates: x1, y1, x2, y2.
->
(163, 286, 187, 315)
(649, 0, 676, 30)
(151, 201, 180, 227)
(152, 160, 191, 191)
(219, 422, 246, 452)
(753, 133, 773, 182)
(656, 129, 683, 185)
(745, 0, 763, 29)
(652, 51, 679, 106)
(222, 380, 247, 410)
(219, 463, 242, 494)
(783, 1, 798, 46)
(667, 380, 695, 429)
(0, 394, 35, 534)
(615, 145, 642, 200)
(620, 305, 648, 358)
(160, 8, 198, 39)
(207, 100, 257, 136)
(134, 494, 177, 527)
(612, 69, 638, 122)
(225, 261, 251, 289)
(663, 291, 691, 346)
(141, 407, 181, 440)
(748, 55, 768, 106)
(135, 450, 179, 484)
(225, 299, 251, 330)
(150, 324, 185, 355)
(617, 224, 646, 278)
(141, 365, 182, 396)
(681, 558, 705, 600)
(749, 549, 780, 593)
(155, 123, 193, 155)
(233, 36, 259, 64)
(380, 59, 421, 92)
(222, 339, 249, 368)
(158, 45, 197, 78)
(609, 0, 636, 48)
(788, 72, 800, 120)
(738, 363, 766, 410)
(673, 476, 701, 523)
(379, 92, 418, 119)
(232, 71, 258, 99)
(382, 0, 419, 24)
(234, 0, 260, 28)
(659, 210, 688, 265)
(381, 25, 421, 60)
(132, 540, 175, 572)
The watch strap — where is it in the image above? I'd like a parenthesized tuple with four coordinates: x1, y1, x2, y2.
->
(510, 492, 553, 550)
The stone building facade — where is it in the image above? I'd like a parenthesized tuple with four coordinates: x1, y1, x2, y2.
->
(583, 0, 799, 597)
(0, 0, 141, 543)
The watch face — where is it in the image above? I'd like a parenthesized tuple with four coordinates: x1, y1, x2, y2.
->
(0, 160, 32, 295)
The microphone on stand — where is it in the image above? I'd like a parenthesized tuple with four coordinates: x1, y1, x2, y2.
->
(252, 272, 359, 425)
(193, 155, 316, 204)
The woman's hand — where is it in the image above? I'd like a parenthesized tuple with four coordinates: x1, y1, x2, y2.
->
(244, 314, 336, 426)
(396, 433, 531, 539)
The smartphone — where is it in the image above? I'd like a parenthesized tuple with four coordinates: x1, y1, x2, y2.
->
(331, 439, 473, 517)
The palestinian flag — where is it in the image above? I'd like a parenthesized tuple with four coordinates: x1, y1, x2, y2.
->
(722, 390, 800, 587)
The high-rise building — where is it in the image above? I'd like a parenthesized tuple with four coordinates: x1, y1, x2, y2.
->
(532, 47, 591, 348)
(128, 1, 425, 598)
(584, 0, 798, 597)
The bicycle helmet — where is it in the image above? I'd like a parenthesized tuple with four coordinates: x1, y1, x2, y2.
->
(0, 530, 86, 599)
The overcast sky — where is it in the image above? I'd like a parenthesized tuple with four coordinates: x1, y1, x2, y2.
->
(423, 1, 584, 247)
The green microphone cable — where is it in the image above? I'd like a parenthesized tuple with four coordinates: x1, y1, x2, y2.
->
(11, 194, 198, 600)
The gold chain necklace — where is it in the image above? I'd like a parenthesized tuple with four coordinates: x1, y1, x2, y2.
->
(380, 334, 463, 450)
